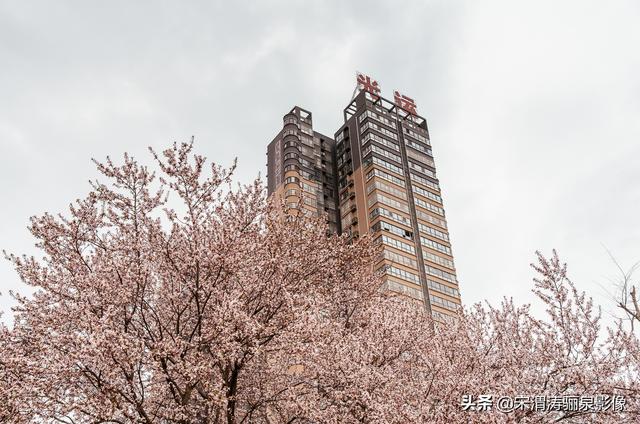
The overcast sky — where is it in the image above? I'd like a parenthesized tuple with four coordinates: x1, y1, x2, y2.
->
(2, 0, 639, 324)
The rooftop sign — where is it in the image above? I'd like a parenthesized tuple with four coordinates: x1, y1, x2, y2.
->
(355, 72, 418, 115)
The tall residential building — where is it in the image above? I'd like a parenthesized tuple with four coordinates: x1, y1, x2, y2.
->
(266, 106, 340, 233)
(267, 74, 461, 320)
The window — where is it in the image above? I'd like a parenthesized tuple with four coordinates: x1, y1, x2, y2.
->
(408, 160, 436, 179)
(301, 182, 317, 194)
(283, 129, 298, 137)
(367, 180, 407, 200)
(364, 156, 404, 176)
(359, 109, 397, 129)
(384, 280, 423, 300)
(414, 197, 444, 216)
(423, 250, 455, 270)
(420, 236, 452, 255)
(303, 197, 317, 207)
(426, 266, 457, 283)
(361, 132, 400, 151)
(366, 168, 405, 187)
(368, 192, 409, 213)
(416, 209, 447, 229)
(405, 139, 431, 155)
(372, 220, 413, 241)
(403, 126, 430, 144)
(412, 184, 442, 204)
(383, 250, 418, 269)
(362, 144, 402, 163)
(418, 223, 449, 241)
(406, 147, 433, 164)
(384, 266, 421, 285)
(410, 172, 440, 191)
(360, 121, 398, 140)
(285, 176, 300, 185)
(429, 294, 459, 312)
(370, 207, 411, 227)
(378, 235, 415, 254)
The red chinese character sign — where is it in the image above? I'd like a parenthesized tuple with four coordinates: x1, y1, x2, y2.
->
(356, 73, 381, 97)
(393, 90, 417, 115)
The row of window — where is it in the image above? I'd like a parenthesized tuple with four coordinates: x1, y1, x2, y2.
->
(301, 145, 315, 157)
(412, 184, 442, 204)
(385, 265, 421, 285)
(405, 139, 431, 156)
(285, 176, 300, 185)
(428, 279, 459, 298)
(426, 266, 457, 284)
(408, 160, 436, 179)
(418, 222, 449, 242)
(406, 147, 434, 165)
(416, 209, 447, 229)
(366, 156, 404, 176)
(403, 126, 429, 144)
(300, 157, 314, 168)
(421, 236, 452, 255)
(366, 168, 405, 188)
(301, 181, 317, 193)
(378, 234, 415, 254)
(414, 197, 445, 216)
(300, 125, 313, 136)
(360, 121, 398, 141)
(368, 192, 409, 213)
(361, 131, 400, 152)
(339, 201, 355, 218)
(429, 294, 459, 312)
(370, 207, 411, 227)
(431, 310, 451, 321)
(383, 250, 418, 269)
(363, 143, 402, 164)
(283, 141, 299, 150)
(299, 134, 314, 148)
(410, 172, 440, 192)
(283, 129, 298, 137)
(385, 279, 424, 301)
(361, 109, 397, 129)
(372, 220, 413, 241)
(423, 250, 455, 270)
(367, 180, 407, 201)
(300, 169, 314, 181)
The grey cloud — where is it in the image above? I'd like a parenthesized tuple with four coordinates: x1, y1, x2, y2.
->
(1, 0, 639, 325)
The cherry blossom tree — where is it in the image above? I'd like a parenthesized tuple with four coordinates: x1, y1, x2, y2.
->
(1, 142, 638, 423)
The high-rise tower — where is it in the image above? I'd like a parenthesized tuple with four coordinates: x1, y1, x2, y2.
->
(266, 106, 340, 233)
(334, 74, 461, 320)
(266, 74, 461, 320)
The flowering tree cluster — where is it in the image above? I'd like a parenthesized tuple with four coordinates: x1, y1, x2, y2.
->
(1, 143, 638, 423)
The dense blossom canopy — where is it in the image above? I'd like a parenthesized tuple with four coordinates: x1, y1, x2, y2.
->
(0, 143, 638, 423)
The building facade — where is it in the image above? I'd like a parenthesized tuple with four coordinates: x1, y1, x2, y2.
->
(266, 106, 340, 233)
(267, 75, 461, 320)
